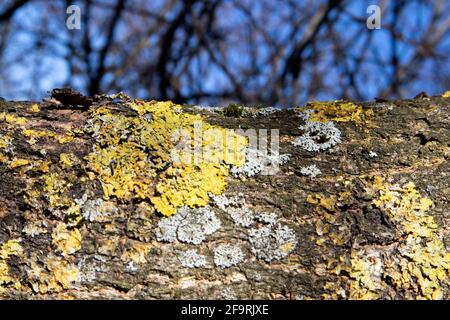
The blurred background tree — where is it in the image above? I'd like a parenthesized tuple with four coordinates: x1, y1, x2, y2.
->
(0, 0, 448, 106)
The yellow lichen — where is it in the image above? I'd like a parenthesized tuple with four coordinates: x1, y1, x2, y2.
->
(22, 129, 54, 145)
(22, 129, 50, 138)
(303, 101, 374, 124)
(121, 241, 152, 264)
(59, 153, 77, 169)
(31, 159, 51, 173)
(151, 163, 228, 215)
(366, 177, 449, 299)
(0, 135, 12, 150)
(316, 176, 449, 299)
(0, 112, 27, 125)
(8, 158, 30, 168)
(87, 141, 156, 200)
(40, 171, 77, 208)
(85, 100, 247, 216)
(307, 194, 338, 214)
(43, 172, 67, 207)
(52, 222, 82, 257)
(348, 249, 383, 300)
(0, 262, 12, 292)
(57, 134, 74, 144)
(0, 239, 23, 292)
(21, 128, 74, 145)
(442, 91, 450, 98)
(0, 239, 23, 259)
(0, 153, 7, 163)
(28, 254, 79, 294)
(97, 236, 120, 256)
(29, 104, 40, 113)
(47, 257, 79, 289)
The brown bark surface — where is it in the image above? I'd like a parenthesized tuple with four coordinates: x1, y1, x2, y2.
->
(0, 91, 449, 299)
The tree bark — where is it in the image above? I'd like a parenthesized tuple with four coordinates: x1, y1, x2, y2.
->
(0, 91, 449, 300)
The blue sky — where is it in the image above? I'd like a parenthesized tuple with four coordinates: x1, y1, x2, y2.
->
(0, 0, 448, 103)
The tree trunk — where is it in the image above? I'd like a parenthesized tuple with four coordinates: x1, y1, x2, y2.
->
(0, 91, 449, 300)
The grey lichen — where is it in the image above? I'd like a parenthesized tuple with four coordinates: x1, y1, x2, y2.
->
(212, 194, 255, 227)
(229, 149, 263, 178)
(75, 195, 106, 222)
(300, 164, 322, 178)
(230, 148, 290, 178)
(155, 206, 221, 245)
(297, 109, 315, 121)
(248, 224, 297, 262)
(256, 106, 278, 117)
(292, 121, 342, 152)
(369, 151, 378, 158)
(293, 110, 342, 152)
(220, 287, 238, 300)
(229, 207, 255, 228)
(154, 213, 180, 243)
(213, 195, 279, 227)
(77, 255, 110, 283)
(22, 220, 48, 237)
(255, 212, 278, 225)
(125, 261, 139, 272)
(214, 244, 245, 269)
(0, 133, 14, 153)
(75, 194, 118, 222)
(212, 194, 241, 211)
(177, 249, 207, 268)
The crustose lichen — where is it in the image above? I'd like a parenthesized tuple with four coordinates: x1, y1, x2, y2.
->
(230, 148, 290, 178)
(155, 206, 221, 245)
(248, 223, 297, 263)
(212, 194, 297, 263)
(300, 164, 322, 178)
(292, 120, 342, 152)
(213, 244, 245, 269)
(178, 249, 207, 269)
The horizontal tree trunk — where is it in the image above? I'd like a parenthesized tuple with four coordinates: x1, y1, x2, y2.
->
(0, 90, 449, 300)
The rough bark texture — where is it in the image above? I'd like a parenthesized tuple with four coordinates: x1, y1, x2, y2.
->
(0, 91, 449, 300)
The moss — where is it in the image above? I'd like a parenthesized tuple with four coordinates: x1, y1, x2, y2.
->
(222, 103, 244, 118)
